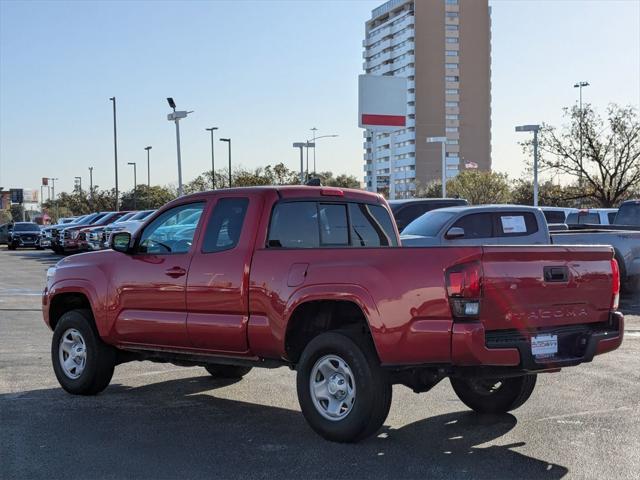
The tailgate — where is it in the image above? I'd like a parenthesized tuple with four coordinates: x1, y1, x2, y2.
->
(480, 245, 614, 331)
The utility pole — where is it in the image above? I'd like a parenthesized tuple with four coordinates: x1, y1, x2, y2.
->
(515, 124, 541, 206)
(145, 146, 152, 187)
(310, 127, 318, 174)
(89, 167, 94, 209)
(167, 98, 193, 196)
(220, 138, 232, 187)
(109, 97, 119, 211)
(574, 81, 589, 186)
(50, 178, 59, 219)
(206, 127, 218, 189)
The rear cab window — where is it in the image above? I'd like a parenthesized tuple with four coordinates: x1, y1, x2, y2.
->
(494, 212, 539, 237)
(268, 200, 397, 248)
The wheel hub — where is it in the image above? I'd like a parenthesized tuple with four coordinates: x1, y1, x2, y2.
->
(309, 354, 356, 421)
(58, 328, 87, 379)
(327, 373, 347, 399)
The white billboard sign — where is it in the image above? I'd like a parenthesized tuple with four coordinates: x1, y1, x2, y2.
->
(358, 75, 408, 131)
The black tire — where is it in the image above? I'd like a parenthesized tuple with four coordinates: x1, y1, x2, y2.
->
(51, 309, 116, 395)
(296, 331, 392, 443)
(204, 364, 252, 379)
(8, 245, 16, 250)
(450, 374, 537, 414)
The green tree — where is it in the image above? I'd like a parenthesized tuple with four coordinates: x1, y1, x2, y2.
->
(446, 170, 511, 205)
(0, 209, 12, 224)
(10, 204, 25, 221)
(521, 104, 640, 207)
(510, 179, 583, 207)
(120, 185, 176, 210)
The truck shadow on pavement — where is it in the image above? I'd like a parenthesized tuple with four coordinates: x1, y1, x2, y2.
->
(1, 375, 568, 479)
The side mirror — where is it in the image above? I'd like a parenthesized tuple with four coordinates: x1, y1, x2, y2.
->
(445, 227, 465, 239)
(111, 231, 132, 253)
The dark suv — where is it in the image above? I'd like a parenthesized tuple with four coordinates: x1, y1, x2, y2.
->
(7, 222, 42, 250)
(389, 198, 469, 232)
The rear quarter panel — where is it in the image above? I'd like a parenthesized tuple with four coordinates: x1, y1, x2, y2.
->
(249, 246, 481, 365)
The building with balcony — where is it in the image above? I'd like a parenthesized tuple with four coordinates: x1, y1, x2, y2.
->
(362, 0, 491, 198)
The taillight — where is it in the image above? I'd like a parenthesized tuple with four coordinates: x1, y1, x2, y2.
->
(611, 258, 620, 310)
(446, 261, 482, 320)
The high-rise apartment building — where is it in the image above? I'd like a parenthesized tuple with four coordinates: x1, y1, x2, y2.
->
(362, 0, 491, 198)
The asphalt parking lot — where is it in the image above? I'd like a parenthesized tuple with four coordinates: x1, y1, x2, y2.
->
(1, 248, 639, 479)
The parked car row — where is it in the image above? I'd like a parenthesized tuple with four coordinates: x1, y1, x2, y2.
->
(397, 199, 640, 291)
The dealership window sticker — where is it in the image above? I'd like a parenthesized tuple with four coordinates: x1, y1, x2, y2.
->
(501, 215, 527, 233)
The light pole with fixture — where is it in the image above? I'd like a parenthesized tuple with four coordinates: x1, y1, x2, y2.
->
(573, 81, 589, 185)
(128, 162, 137, 209)
(74, 176, 82, 192)
(292, 143, 307, 184)
(167, 97, 193, 196)
(308, 130, 338, 175)
(219, 138, 232, 187)
(50, 178, 59, 219)
(109, 97, 119, 211)
(206, 127, 218, 189)
(145, 146, 152, 187)
(426, 136, 447, 198)
(515, 124, 541, 206)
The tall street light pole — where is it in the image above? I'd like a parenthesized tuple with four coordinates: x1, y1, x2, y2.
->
(206, 127, 218, 189)
(166, 97, 193, 196)
(219, 138, 232, 187)
(426, 137, 447, 198)
(89, 167, 94, 209)
(109, 97, 119, 211)
(573, 81, 589, 186)
(308, 133, 338, 175)
(145, 146, 152, 187)
(50, 178, 59, 219)
(515, 124, 541, 206)
(293, 143, 306, 184)
(128, 162, 137, 209)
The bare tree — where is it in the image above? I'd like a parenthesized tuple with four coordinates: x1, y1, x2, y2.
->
(522, 104, 640, 207)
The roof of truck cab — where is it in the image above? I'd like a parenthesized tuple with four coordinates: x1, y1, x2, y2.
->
(430, 204, 545, 214)
(177, 186, 384, 204)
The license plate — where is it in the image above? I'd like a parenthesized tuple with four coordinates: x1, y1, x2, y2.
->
(531, 334, 558, 358)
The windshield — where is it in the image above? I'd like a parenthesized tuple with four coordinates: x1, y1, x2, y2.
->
(567, 212, 600, 224)
(615, 202, 640, 225)
(13, 223, 40, 232)
(402, 211, 456, 236)
(113, 212, 135, 223)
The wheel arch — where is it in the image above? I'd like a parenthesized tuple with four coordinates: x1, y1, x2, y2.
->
(283, 285, 384, 364)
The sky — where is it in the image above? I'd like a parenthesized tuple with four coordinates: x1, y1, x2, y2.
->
(1, 0, 639, 199)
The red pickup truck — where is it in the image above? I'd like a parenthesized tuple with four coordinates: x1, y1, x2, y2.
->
(43, 186, 624, 442)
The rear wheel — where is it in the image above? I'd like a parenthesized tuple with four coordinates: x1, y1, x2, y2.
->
(450, 375, 536, 414)
(51, 309, 116, 395)
(204, 364, 252, 379)
(296, 331, 392, 443)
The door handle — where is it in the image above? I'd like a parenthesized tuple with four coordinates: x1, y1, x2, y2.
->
(165, 267, 187, 278)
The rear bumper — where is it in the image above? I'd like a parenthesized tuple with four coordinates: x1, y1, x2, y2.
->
(451, 311, 624, 372)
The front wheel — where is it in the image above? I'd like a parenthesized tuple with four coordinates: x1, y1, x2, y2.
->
(51, 309, 116, 395)
(450, 374, 537, 414)
(296, 331, 392, 443)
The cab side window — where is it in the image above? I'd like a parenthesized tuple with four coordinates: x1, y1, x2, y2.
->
(138, 203, 205, 254)
(452, 213, 493, 238)
(201, 198, 249, 253)
(495, 212, 538, 237)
